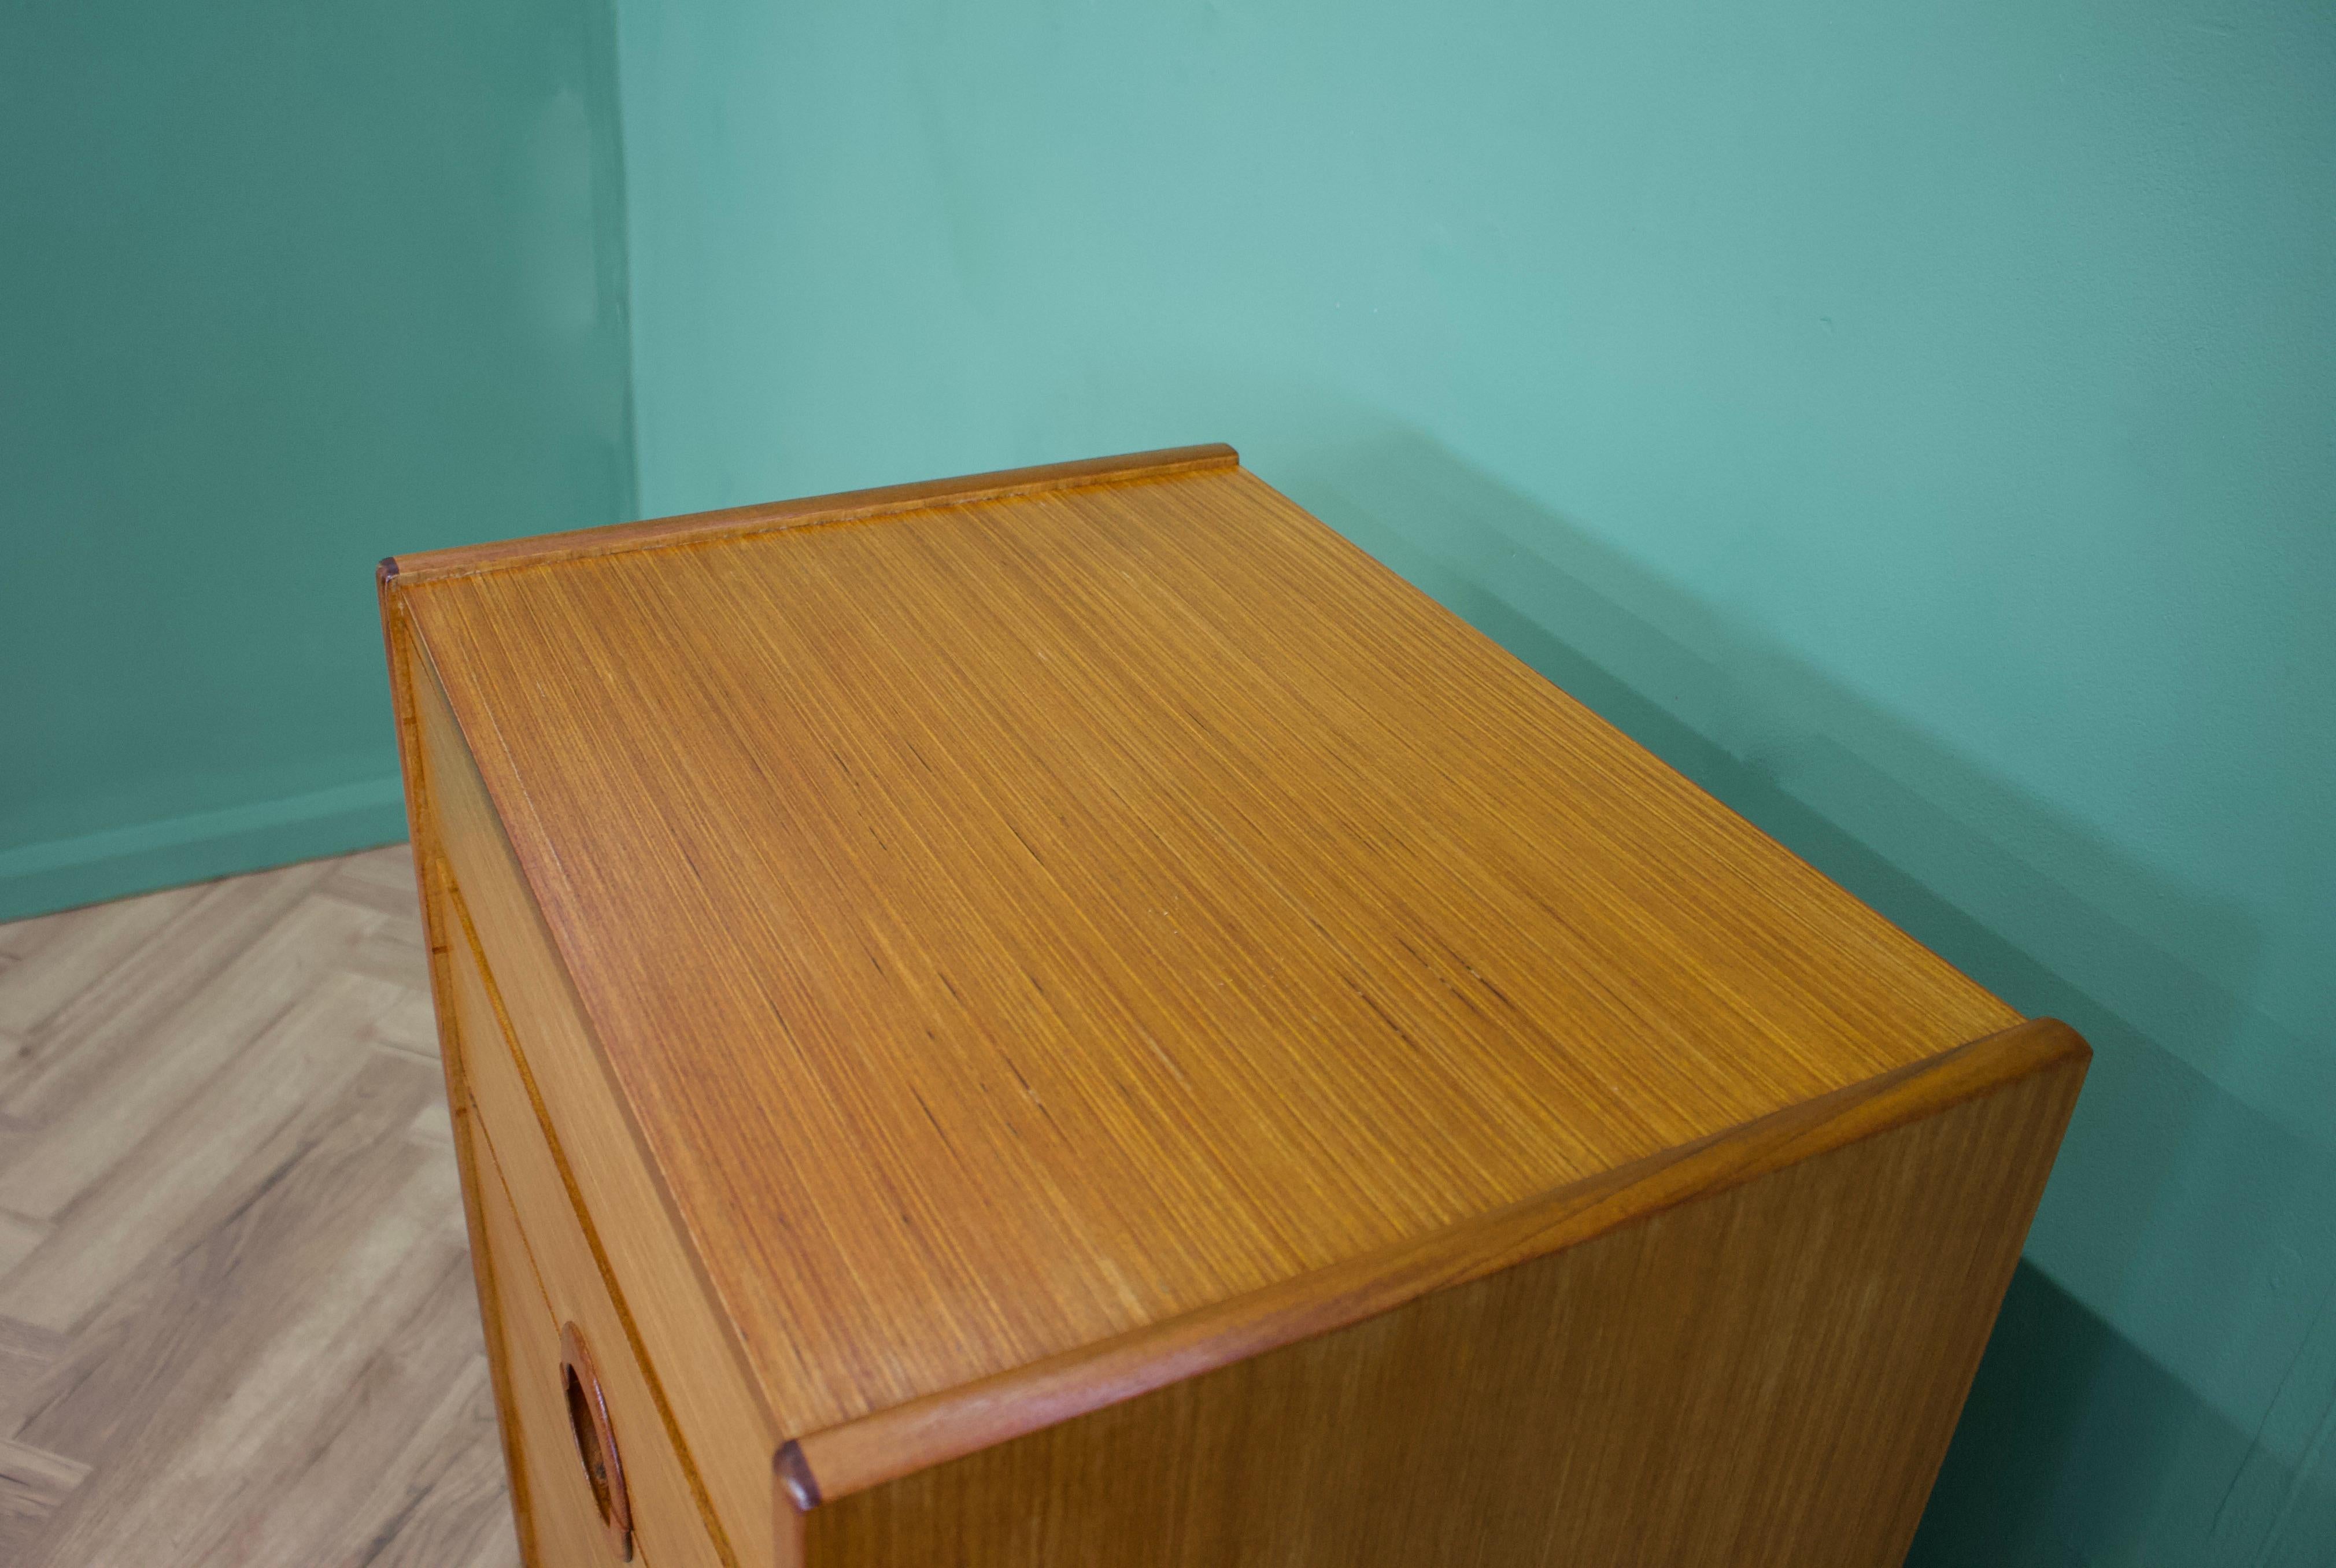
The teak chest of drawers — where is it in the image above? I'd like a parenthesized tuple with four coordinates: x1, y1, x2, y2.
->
(378, 444, 2086, 1568)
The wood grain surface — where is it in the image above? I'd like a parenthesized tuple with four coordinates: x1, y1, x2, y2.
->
(449, 892, 730, 1567)
(409, 638, 778, 1566)
(790, 1018, 2084, 1502)
(385, 448, 2028, 1458)
(807, 1033, 2086, 1568)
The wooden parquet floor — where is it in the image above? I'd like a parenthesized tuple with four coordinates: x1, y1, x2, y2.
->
(0, 846, 519, 1567)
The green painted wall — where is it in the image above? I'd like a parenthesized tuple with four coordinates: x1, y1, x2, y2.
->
(612, 0, 2335, 1560)
(0, 0, 635, 921)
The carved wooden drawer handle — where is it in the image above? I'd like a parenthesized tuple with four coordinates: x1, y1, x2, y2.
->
(560, 1322, 634, 1560)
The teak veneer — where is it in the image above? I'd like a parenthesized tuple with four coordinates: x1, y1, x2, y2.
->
(379, 443, 2087, 1566)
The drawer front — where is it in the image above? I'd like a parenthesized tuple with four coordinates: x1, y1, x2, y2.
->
(449, 897, 729, 1568)
(412, 646, 778, 1565)
(473, 1126, 644, 1565)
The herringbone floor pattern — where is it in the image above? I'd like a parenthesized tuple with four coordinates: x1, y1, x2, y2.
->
(0, 846, 519, 1566)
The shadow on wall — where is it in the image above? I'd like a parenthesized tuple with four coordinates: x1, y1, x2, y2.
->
(1267, 431, 2336, 1565)
(1928, 1262, 2326, 1568)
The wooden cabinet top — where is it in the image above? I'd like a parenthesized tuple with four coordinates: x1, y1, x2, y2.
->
(382, 444, 2025, 1466)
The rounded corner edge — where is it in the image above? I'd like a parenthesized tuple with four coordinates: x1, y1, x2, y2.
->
(775, 1438, 823, 1511)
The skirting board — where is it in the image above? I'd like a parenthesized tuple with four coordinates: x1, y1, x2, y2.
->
(0, 776, 409, 923)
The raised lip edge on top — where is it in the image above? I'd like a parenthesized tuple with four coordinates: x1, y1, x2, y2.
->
(772, 1016, 2089, 1511)
(380, 443, 1242, 588)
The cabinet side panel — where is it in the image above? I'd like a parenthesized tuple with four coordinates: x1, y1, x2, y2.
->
(380, 583, 536, 1565)
(807, 1053, 2083, 1568)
